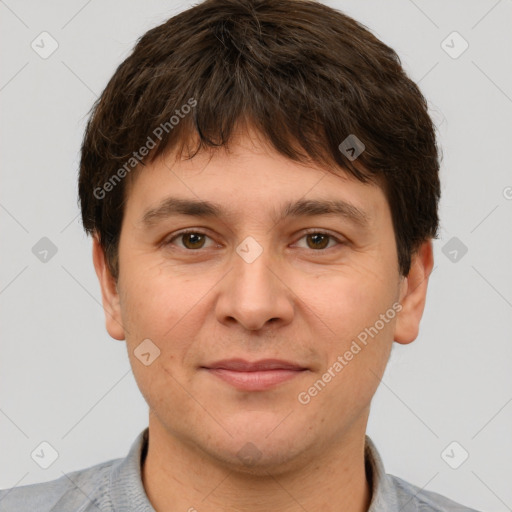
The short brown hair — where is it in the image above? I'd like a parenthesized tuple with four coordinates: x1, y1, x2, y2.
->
(79, 0, 441, 280)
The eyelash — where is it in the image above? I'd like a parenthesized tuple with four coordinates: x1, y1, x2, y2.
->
(163, 228, 345, 252)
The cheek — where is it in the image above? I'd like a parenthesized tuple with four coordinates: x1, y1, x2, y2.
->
(298, 275, 396, 421)
(119, 264, 215, 371)
(120, 260, 199, 330)
(302, 263, 396, 342)
(298, 264, 398, 403)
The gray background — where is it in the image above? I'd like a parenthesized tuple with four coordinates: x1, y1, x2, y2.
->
(1, 0, 511, 510)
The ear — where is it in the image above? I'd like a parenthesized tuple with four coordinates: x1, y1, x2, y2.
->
(92, 234, 126, 340)
(394, 240, 434, 345)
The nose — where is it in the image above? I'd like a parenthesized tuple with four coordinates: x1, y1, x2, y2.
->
(215, 242, 295, 331)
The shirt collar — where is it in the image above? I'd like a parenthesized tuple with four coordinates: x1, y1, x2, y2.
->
(109, 428, 397, 511)
(110, 427, 154, 512)
(365, 434, 400, 511)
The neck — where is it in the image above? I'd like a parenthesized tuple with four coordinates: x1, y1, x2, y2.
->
(141, 417, 372, 512)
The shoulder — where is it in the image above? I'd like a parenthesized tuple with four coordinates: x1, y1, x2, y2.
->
(0, 458, 120, 512)
(388, 473, 482, 512)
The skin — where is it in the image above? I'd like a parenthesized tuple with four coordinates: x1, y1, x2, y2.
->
(93, 125, 433, 512)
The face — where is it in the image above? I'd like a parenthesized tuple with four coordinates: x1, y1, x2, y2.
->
(94, 127, 432, 474)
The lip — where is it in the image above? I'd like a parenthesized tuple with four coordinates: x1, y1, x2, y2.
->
(201, 359, 308, 391)
(205, 368, 306, 391)
(203, 358, 306, 371)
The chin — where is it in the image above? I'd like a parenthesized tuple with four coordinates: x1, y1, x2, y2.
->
(209, 427, 309, 472)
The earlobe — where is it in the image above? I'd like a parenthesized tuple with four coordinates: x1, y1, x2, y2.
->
(92, 235, 126, 341)
(393, 240, 434, 345)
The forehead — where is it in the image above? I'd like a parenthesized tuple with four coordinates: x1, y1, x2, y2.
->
(123, 131, 388, 229)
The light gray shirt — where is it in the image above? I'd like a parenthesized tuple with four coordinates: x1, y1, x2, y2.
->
(0, 428, 481, 511)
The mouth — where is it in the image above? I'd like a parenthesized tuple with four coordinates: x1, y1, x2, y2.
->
(201, 358, 308, 391)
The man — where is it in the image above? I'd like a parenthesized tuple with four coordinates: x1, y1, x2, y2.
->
(0, 0, 481, 510)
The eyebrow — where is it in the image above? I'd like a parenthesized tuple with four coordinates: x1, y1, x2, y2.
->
(141, 197, 370, 228)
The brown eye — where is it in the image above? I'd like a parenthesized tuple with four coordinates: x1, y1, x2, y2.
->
(180, 232, 207, 249)
(294, 230, 344, 251)
(165, 230, 213, 250)
(182, 233, 204, 249)
(305, 233, 331, 250)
